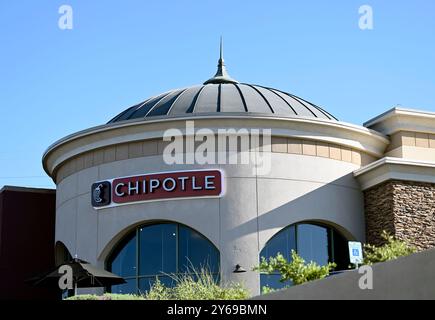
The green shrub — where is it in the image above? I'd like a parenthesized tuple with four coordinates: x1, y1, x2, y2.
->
(67, 294, 99, 300)
(144, 278, 171, 300)
(254, 250, 336, 288)
(363, 231, 416, 265)
(145, 268, 250, 300)
(260, 285, 287, 295)
(67, 293, 145, 300)
(66, 268, 249, 301)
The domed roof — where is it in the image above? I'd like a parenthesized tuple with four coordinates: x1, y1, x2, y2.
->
(108, 40, 337, 124)
(108, 83, 337, 123)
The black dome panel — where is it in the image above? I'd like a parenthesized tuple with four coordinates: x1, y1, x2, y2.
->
(108, 83, 337, 124)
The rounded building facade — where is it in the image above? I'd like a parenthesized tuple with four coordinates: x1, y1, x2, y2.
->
(43, 52, 403, 295)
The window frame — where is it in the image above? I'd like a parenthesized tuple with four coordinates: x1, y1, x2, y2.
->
(259, 222, 348, 289)
(106, 222, 220, 294)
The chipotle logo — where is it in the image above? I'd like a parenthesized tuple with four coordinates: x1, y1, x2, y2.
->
(92, 170, 223, 209)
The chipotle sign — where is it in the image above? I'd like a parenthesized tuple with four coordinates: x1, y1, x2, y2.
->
(92, 170, 223, 209)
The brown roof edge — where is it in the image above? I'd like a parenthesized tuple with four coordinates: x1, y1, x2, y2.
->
(0, 185, 56, 194)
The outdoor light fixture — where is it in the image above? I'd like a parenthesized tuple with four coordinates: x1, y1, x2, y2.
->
(233, 264, 247, 273)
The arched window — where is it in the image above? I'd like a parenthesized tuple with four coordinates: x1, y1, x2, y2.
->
(107, 222, 220, 294)
(260, 222, 349, 290)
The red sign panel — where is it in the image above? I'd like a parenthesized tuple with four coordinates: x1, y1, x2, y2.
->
(111, 170, 223, 204)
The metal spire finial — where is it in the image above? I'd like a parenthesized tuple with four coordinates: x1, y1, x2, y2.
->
(219, 36, 223, 62)
(204, 37, 239, 85)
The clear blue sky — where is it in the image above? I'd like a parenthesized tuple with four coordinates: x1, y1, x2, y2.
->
(1, 0, 434, 189)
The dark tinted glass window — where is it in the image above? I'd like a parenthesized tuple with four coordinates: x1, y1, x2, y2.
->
(260, 222, 348, 290)
(111, 278, 137, 294)
(261, 225, 296, 262)
(108, 223, 219, 294)
(297, 223, 329, 266)
(109, 233, 137, 278)
(178, 225, 220, 273)
(139, 224, 177, 275)
(330, 229, 349, 270)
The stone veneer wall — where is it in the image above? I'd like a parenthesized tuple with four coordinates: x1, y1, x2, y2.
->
(364, 180, 435, 251)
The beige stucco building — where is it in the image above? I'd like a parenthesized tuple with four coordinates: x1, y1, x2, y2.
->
(42, 54, 435, 295)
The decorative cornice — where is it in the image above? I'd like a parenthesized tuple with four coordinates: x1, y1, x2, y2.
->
(364, 107, 435, 135)
(42, 114, 389, 178)
(354, 156, 435, 190)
